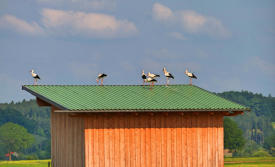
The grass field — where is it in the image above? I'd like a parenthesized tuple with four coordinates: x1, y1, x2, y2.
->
(0, 157, 274, 166)
(0, 160, 50, 167)
(225, 157, 275, 167)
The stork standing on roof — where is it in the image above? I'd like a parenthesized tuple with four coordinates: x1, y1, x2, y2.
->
(163, 67, 174, 86)
(145, 77, 157, 88)
(185, 69, 197, 85)
(141, 70, 147, 86)
(147, 72, 160, 78)
(96, 73, 107, 86)
(30, 69, 40, 85)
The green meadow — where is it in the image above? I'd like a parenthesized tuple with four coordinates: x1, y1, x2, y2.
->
(0, 160, 50, 167)
(224, 157, 275, 167)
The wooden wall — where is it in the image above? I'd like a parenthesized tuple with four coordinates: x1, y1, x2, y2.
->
(51, 108, 84, 167)
(84, 112, 224, 167)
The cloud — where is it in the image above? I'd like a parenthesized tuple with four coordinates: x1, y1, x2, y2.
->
(0, 9, 138, 38)
(0, 15, 44, 35)
(168, 32, 186, 40)
(152, 3, 230, 38)
(152, 3, 174, 22)
(41, 8, 137, 38)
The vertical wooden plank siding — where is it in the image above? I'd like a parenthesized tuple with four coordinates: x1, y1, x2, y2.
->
(82, 112, 224, 167)
(51, 109, 84, 167)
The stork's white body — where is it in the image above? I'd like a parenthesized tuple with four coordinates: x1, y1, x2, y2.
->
(163, 67, 174, 86)
(185, 69, 197, 85)
(147, 72, 160, 78)
(30, 69, 40, 85)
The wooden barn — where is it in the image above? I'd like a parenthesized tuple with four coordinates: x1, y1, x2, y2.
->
(22, 84, 249, 167)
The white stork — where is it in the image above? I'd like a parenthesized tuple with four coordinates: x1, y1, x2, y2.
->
(147, 72, 160, 78)
(96, 73, 107, 86)
(141, 70, 147, 86)
(30, 69, 40, 85)
(185, 69, 197, 85)
(145, 77, 157, 87)
(163, 67, 174, 86)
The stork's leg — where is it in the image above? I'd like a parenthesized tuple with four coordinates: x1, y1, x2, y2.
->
(190, 78, 192, 85)
(96, 79, 99, 85)
(101, 79, 103, 86)
(166, 77, 168, 86)
(34, 79, 37, 85)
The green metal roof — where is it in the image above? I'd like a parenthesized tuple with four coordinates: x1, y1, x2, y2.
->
(22, 85, 250, 112)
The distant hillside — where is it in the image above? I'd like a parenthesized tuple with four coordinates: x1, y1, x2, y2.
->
(0, 100, 50, 160)
(218, 91, 275, 156)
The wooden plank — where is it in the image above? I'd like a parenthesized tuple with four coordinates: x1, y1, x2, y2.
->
(99, 115, 105, 167)
(135, 114, 141, 167)
(118, 113, 126, 167)
(207, 114, 213, 167)
(186, 113, 192, 167)
(161, 113, 167, 167)
(171, 113, 176, 167)
(151, 114, 157, 167)
(140, 114, 146, 167)
(176, 113, 182, 167)
(130, 114, 135, 167)
(58, 113, 62, 167)
(94, 115, 100, 167)
(155, 113, 162, 167)
(203, 113, 207, 167)
(197, 114, 202, 167)
(124, 113, 130, 167)
(166, 113, 172, 167)
(109, 115, 114, 167)
(193, 113, 198, 167)
(84, 119, 88, 167)
(114, 114, 120, 167)
(145, 114, 151, 167)
(50, 110, 54, 167)
(218, 114, 224, 167)
(90, 117, 95, 167)
(73, 114, 77, 167)
(214, 115, 218, 167)
(104, 115, 110, 167)
(181, 114, 187, 166)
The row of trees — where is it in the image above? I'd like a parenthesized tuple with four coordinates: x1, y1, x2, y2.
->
(0, 122, 34, 160)
(0, 100, 51, 160)
(219, 91, 275, 156)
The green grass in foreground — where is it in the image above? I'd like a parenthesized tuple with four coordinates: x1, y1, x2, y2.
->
(0, 160, 50, 167)
(225, 157, 275, 167)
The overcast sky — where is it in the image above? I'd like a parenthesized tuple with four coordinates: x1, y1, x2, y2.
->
(0, 0, 274, 103)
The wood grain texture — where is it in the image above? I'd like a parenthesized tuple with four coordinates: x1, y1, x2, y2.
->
(51, 108, 84, 167)
(51, 111, 225, 167)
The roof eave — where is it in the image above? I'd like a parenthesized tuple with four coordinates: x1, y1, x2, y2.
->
(22, 85, 67, 110)
(54, 108, 250, 113)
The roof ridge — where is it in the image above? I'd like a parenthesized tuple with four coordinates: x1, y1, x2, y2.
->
(23, 84, 192, 87)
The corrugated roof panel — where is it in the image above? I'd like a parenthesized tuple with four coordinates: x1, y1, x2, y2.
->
(22, 85, 250, 112)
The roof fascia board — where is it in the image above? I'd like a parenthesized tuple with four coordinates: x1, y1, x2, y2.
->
(22, 86, 67, 110)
